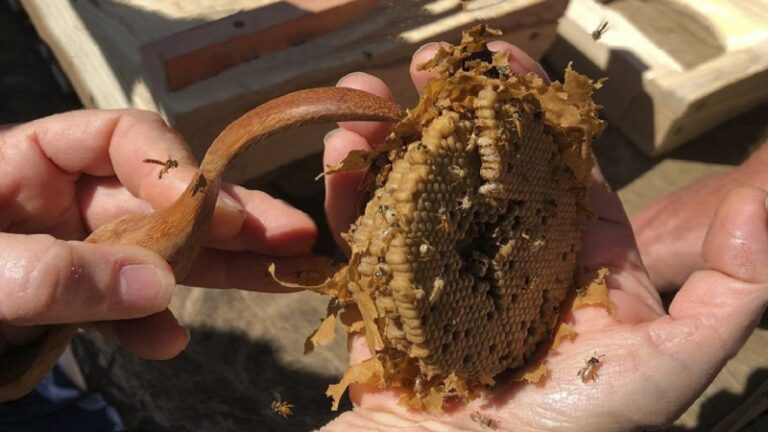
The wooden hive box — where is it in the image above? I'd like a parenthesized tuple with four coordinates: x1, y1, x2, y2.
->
(21, 0, 569, 183)
(546, 0, 768, 156)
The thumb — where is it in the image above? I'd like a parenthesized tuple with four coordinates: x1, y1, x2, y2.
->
(0, 233, 175, 325)
(663, 187, 768, 365)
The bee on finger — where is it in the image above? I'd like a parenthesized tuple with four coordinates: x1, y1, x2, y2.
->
(143, 158, 179, 179)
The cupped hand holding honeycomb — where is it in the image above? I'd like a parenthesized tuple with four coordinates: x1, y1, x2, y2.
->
(317, 30, 768, 432)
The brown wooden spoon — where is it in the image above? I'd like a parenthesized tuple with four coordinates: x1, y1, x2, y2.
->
(0, 87, 402, 402)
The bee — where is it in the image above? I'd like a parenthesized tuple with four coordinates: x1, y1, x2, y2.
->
(413, 376, 425, 394)
(437, 207, 451, 232)
(478, 182, 504, 197)
(418, 242, 434, 259)
(271, 394, 294, 419)
(470, 411, 498, 429)
(191, 174, 208, 196)
(143, 158, 179, 179)
(591, 20, 609, 41)
(530, 237, 547, 252)
(429, 277, 445, 303)
(374, 265, 390, 279)
(466, 133, 478, 152)
(577, 352, 605, 383)
(380, 226, 399, 242)
(448, 165, 467, 183)
(458, 195, 472, 210)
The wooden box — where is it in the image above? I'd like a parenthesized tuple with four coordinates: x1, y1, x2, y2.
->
(547, 0, 768, 156)
(22, 0, 568, 182)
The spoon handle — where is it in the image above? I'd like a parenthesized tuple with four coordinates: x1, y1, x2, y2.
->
(0, 87, 401, 403)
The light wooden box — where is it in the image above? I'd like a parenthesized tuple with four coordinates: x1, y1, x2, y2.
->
(547, 0, 768, 156)
(22, 0, 568, 183)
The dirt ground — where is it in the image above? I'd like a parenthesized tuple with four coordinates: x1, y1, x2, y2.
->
(3, 1, 768, 430)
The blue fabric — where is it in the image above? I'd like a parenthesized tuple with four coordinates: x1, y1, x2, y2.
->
(0, 364, 125, 432)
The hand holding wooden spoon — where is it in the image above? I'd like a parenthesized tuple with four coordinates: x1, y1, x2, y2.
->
(0, 87, 401, 402)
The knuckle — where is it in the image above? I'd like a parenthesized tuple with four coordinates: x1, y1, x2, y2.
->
(116, 109, 169, 138)
(120, 108, 165, 125)
(0, 237, 72, 324)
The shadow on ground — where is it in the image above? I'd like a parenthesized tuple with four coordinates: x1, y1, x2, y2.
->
(72, 327, 350, 432)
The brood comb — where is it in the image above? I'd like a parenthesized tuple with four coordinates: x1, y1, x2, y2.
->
(288, 25, 604, 411)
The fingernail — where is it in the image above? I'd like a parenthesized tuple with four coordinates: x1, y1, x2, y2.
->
(170, 312, 191, 348)
(336, 72, 361, 87)
(220, 190, 244, 212)
(118, 265, 174, 310)
(324, 128, 342, 144)
(414, 42, 439, 57)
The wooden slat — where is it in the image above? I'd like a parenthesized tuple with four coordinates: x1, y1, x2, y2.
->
(159, 0, 377, 91)
(21, 0, 567, 183)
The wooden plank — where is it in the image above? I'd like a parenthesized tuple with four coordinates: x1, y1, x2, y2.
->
(156, 0, 377, 91)
(546, 0, 768, 156)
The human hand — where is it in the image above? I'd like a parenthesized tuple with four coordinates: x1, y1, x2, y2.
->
(320, 43, 768, 431)
(632, 147, 768, 292)
(0, 110, 317, 360)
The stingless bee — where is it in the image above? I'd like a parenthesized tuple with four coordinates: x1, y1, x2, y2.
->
(591, 20, 609, 41)
(143, 158, 179, 179)
(470, 411, 498, 429)
(271, 394, 294, 418)
(577, 352, 605, 383)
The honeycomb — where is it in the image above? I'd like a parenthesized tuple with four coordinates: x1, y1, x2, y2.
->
(295, 25, 603, 411)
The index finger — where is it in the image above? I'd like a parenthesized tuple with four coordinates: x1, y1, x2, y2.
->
(7, 109, 247, 240)
(11, 109, 195, 183)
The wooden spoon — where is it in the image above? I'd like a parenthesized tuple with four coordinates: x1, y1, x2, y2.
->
(0, 87, 402, 402)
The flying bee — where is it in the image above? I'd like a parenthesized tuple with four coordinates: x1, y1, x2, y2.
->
(591, 20, 609, 41)
(577, 352, 605, 383)
(143, 158, 179, 179)
(470, 411, 498, 429)
(271, 394, 294, 418)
